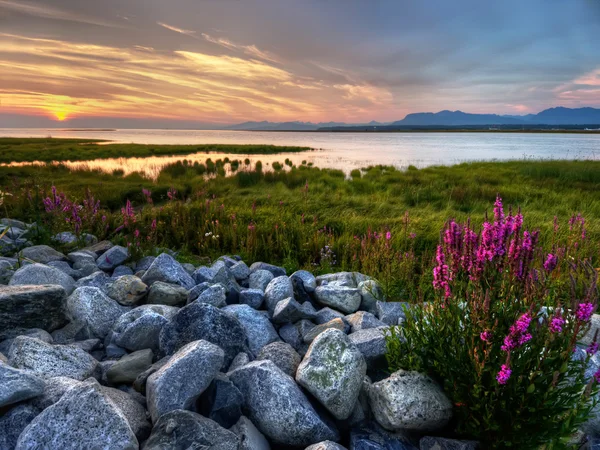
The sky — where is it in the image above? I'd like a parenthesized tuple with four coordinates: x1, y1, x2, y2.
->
(1, 0, 600, 127)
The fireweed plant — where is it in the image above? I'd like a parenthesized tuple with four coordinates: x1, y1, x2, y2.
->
(386, 197, 600, 449)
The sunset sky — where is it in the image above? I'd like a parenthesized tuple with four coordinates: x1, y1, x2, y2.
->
(1, 0, 600, 127)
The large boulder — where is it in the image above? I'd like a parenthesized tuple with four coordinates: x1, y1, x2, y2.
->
(147, 339, 224, 422)
(101, 385, 152, 440)
(96, 245, 129, 271)
(250, 262, 286, 277)
(248, 269, 274, 291)
(141, 253, 195, 289)
(297, 328, 367, 420)
(376, 302, 408, 326)
(16, 380, 138, 450)
(348, 326, 389, 367)
(0, 363, 45, 408)
(369, 370, 453, 432)
(223, 304, 280, 356)
(105, 275, 148, 306)
(291, 270, 317, 293)
(111, 304, 178, 352)
(66, 286, 129, 339)
(159, 302, 248, 367)
(256, 341, 301, 377)
(272, 297, 316, 324)
(106, 349, 154, 385)
(199, 373, 244, 428)
(27, 376, 81, 410)
(18, 245, 66, 264)
(229, 360, 339, 446)
(264, 276, 294, 313)
(239, 288, 265, 309)
(0, 403, 41, 450)
(346, 311, 387, 332)
(315, 285, 361, 314)
(303, 318, 346, 344)
(8, 336, 99, 380)
(0, 285, 68, 339)
(147, 281, 189, 306)
(9, 263, 75, 295)
(144, 409, 240, 450)
(230, 415, 271, 450)
(358, 280, 384, 313)
(194, 284, 227, 307)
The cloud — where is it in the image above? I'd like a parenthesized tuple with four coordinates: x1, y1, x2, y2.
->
(201, 33, 281, 64)
(157, 21, 198, 38)
(0, 0, 122, 27)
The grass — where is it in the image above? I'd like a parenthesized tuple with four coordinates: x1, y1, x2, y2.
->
(1, 158, 599, 299)
(0, 138, 312, 163)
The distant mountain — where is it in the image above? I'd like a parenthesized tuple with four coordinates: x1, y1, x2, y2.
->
(391, 110, 525, 126)
(225, 120, 388, 131)
(529, 107, 600, 125)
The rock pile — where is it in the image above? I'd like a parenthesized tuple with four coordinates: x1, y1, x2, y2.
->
(1, 227, 476, 449)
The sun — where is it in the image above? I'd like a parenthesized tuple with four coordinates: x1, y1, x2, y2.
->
(53, 110, 69, 121)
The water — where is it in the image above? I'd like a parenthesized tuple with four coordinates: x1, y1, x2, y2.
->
(2, 128, 599, 178)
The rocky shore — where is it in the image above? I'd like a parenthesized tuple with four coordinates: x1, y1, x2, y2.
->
(0, 219, 598, 449)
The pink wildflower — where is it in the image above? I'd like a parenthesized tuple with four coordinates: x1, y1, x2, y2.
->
(496, 364, 512, 385)
(576, 303, 594, 322)
(549, 316, 565, 333)
(543, 253, 558, 272)
(587, 342, 599, 356)
(480, 330, 492, 342)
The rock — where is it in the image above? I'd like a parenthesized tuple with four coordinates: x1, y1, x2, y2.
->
(16, 380, 138, 450)
(52, 231, 78, 245)
(82, 239, 114, 256)
(291, 269, 317, 293)
(74, 270, 110, 290)
(0, 285, 68, 339)
(317, 272, 367, 288)
(8, 336, 99, 380)
(265, 276, 294, 313)
(112, 304, 178, 352)
(106, 343, 128, 359)
(307, 442, 348, 450)
(112, 265, 134, 277)
(369, 370, 453, 432)
(303, 318, 347, 344)
(194, 283, 227, 307)
(419, 437, 480, 450)
(315, 285, 361, 314)
(349, 423, 415, 450)
(0, 363, 46, 407)
(67, 286, 129, 339)
(193, 266, 217, 284)
(292, 275, 315, 305)
(0, 260, 15, 284)
(256, 341, 301, 377)
(67, 250, 97, 265)
(250, 262, 286, 277)
(0, 352, 6, 362)
(199, 373, 244, 428)
(348, 327, 389, 367)
(279, 322, 303, 350)
(239, 288, 265, 309)
(229, 360, 339, 446)
(159, 302, 248, 367)
(187, 282, 210, 303)
(18, 245, 66, 264)
(106, 349, 154, 385)
(316, 307, 350, 326)
(27, 376, 81, 410)
(230, 415, 271, 450)
(147, 281, 188, 306)
(134, 256, 155, 271)
(9, 263, 75, 295)
(582, 314, 600, 347)
(223, 304, 280, 356)
(376, 302, 407, 326)
(144, 409, 240, 450)
(273, 297, 316, 324)
(297, 328, 366, 420)
(96, 245, 129, 271)
(101, 385, 152, 440)
(358, 280, 384, 313)
(230, 261, 251, 281)
(47, 260, 83, 279)
(0, 403, 41, 450)
(0, 328, 53, 353)
(106, 275, 148, 306)
(346, 311, 387, 332)
(147, 339, 224, 422)
(249, 269, 274, 291)
(133, 356, 169, 394)
(141, 253, 195, 289)
(69, 338, 101, 353)
(50, 321, 87, 344)
(1, 218, 28, 228)
(228, 352, 250, 372)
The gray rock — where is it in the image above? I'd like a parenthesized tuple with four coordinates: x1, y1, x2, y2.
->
(291, 270, 317, 293)
(239, 288, 265, 309)
(316, 307, 350, 326)
(230, 415, 271, 450)
(50, 321, 88, 344)
(141, 253, 195, 289)
(106, 349, 154, 385)
(52, 231, 78, 245)
(195, 283, 227, 307)
(265, 276, 294, 313)
(16, 380, 138, 450)
(101, 385, 152, 440)
(193, 266, 217, 284)
(182, 262, 196, 274)
(346, 311, 387, 332)
(228, 352, 250, 372)
(18, 245, 66, 264)
(307, 441, 348, 450)
(582, 314, 600, 347)
(279, 322, 303, 350)
(376, 302, 408, 326)
(106, 343, 128, 359)
(249, 269, 274, 291)
(315, 285, 361, 314)
(303, 318, 347, 344)
(358, 280, 384, 313)
(67, 250, 97, 265)
(67, 286, 129, 339)
(0, 363, 46, 407)
(82, 239, 114, 256)
(9, 263, 76, 295)
(133, 356, 169, 394)
(67, 338, 101, 353)
(349, 423, 414, 450)
(73, 270, 110, 290)
(1, 218, 28, 228)
(135, 256, 155, 271)
(47, 260, 82, 279)
(229, 360, 339, 446)
(147, 281, 188, 306)
(112, 265, 134, 277)
(419, 437, 480, 450)
(159, 302, 248, 367)
(273, 297, 316, 324)
(256, 341, 301, 377)
(144, 409, 240, 450)
(316, 272, 367, 288)
(369, 370, 453, 432)
(199, 373, 244, 428)
(348, 327, 389, 367)
(96, 245, 129, 271)
(0, 285, 68, 339)
(297, 328, 367, 420)
(27, 376, 81, 410)
(230, 261, 251, 281)
(250, 262, 286, 277)
(147, 340, 224, 422)
(106, 275, 148, 306)
(112, 304, 178, 352)
(8, 336, 99, 380)
(187, 282, 211, 303)
(0, 351, 6, 362)
(0, 260, 15, 284)
(223, 304, 280, 356)
(0, 328, 53, 354)
(0, 403, 41, 450)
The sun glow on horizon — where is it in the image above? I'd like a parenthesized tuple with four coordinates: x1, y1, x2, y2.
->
(53, 110, 69, 121)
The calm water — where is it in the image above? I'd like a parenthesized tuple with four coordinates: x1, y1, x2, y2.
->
(2, 128, 599, 178)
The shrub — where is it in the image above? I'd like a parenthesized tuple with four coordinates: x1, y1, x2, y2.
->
(386, 196, 599, 449)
